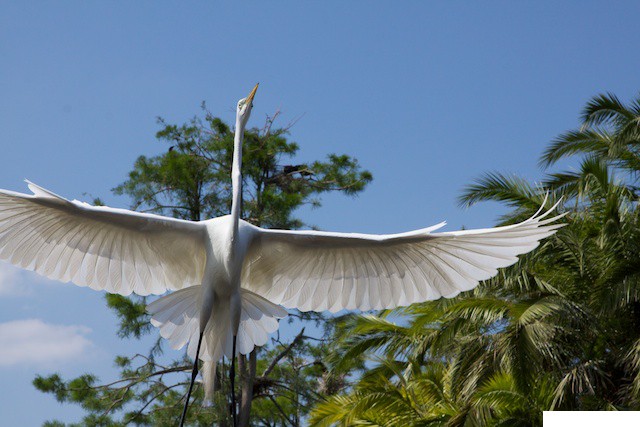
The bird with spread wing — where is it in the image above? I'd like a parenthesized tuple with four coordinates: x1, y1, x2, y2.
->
(0, 84, 565, 425)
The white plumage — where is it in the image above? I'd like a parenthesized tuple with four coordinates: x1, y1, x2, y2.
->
(0, 180, 204, 295)
(242, 204, 564, 312)
(0, 85, 565, 413)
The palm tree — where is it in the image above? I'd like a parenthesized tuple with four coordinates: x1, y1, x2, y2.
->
(311, 360, 482, 427)
(310, 92, 640, 425)
(541, 92, 640, 178)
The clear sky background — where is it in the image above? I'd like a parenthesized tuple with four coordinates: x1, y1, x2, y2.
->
(1, 1, 639, 425)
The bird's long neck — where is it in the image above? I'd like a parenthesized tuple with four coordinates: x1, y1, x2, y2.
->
(230, 116, 244, 241)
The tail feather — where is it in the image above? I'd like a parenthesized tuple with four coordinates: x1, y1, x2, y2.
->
(147, 286, 287, 403)
(236, 289, 287, 354)
(205, 298, 231, 362)
(148, 286, 201, 351)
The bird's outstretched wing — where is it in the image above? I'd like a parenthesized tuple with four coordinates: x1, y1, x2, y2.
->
(242, 202, 565, 312)
(0, 181, 206, 295)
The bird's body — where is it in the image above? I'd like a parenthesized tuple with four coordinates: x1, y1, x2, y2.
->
(0, 85, 566, 423)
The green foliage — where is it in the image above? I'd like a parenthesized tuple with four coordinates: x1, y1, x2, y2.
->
(36, 90, 640, 426)
(105, 294, 150, 339)
(113, 107, 372, 227)
(310, 91, 640, 425)
(34, 106, 371, 426)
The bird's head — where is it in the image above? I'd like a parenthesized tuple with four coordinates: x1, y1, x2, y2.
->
(237, 83, 259, 126)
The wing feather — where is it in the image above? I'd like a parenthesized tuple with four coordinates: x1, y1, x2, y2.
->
(241, 203, 566, 312)
(367, 249, 387, 309)
(0, 182, 206, 295)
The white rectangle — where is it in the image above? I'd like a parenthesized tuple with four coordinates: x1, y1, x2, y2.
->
(544, 411, 640, 426)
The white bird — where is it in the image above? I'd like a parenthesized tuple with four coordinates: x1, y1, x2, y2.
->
(0, 84, 564, 424)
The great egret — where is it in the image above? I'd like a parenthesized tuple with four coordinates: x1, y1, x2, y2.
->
(0, 84, 564, 425)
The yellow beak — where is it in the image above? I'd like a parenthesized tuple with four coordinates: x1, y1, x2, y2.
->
(246, 83, 259, 106)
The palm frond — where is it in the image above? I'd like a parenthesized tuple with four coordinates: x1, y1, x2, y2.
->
(540, 128, 615, 168)
(472, 372, 527, 411)
(551, 360, 610, 409)
(580, 92, 635, 130)
(458, 172, 542, 211)
(444, 298, 511, 326)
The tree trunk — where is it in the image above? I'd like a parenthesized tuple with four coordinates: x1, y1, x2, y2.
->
(239, 350, 257, 426)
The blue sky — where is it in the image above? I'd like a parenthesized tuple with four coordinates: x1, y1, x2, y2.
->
(1, 1, 639, 424)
